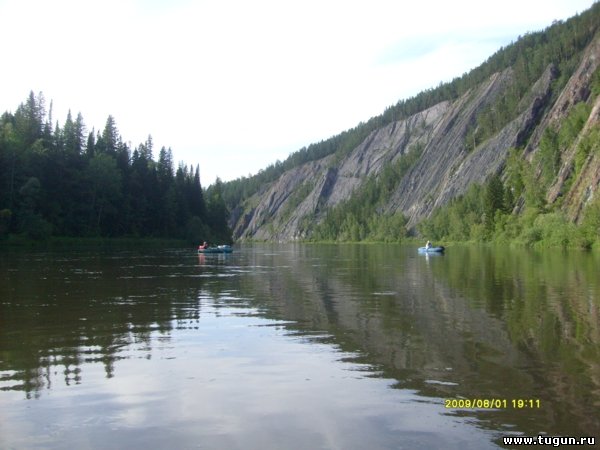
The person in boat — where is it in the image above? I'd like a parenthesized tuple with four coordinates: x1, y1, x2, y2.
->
(425, 240, 431, 249)
(199, 241, 209, 250)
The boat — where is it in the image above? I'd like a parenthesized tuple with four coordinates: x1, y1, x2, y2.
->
(418, 246, 445, 253)
(197, 245, 233, 254)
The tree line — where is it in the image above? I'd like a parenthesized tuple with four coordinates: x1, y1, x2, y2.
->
(0, 92, 232, 243)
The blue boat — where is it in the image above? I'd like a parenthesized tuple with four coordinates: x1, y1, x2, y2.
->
(418, 246, 445, 254)
(198, 245, 233, 254)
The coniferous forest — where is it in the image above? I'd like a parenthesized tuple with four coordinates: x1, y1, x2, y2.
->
(0, 93, 232, 244)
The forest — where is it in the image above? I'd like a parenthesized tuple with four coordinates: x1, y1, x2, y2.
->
(0, 93, 232, 244)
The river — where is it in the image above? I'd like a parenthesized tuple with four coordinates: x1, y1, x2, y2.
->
(0, 244, 598, 449)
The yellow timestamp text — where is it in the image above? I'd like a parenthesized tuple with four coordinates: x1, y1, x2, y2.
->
(444, 398, 541, 409)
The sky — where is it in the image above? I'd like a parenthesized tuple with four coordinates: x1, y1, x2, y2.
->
(1, 0, 596, 185)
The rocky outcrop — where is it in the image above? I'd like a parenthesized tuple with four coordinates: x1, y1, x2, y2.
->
(561, 96, 600, 222)
(542, 35, 600, 219)
(234, 102, 451, 240)
(386, 69, 516, 226)
(231, 34, 600, 241)
(395, 63, 560, 227)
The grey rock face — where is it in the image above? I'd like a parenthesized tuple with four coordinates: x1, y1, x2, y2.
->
(232, 35, 600, 241)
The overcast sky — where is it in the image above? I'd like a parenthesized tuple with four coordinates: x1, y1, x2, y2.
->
(1, 0, 596, 185)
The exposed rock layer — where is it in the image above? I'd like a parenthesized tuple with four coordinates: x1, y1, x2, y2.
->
(232, 35, 600, 241)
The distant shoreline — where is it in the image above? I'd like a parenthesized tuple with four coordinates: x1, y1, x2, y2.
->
(0, 235, 189, 249)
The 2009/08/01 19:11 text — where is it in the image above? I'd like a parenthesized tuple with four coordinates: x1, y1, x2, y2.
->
(444, 398, 541, 409)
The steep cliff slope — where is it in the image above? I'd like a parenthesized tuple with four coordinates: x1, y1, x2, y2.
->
(543, 35, 600, 221)
(229, 12, 600, 242)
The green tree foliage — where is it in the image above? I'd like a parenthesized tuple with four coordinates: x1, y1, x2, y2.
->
(205, 178, 233, 244)
(579, 195, 600, 248)
(533, 102, 593, 198)
(17, 177, 52, 240)
(484, 173, 506, 231)
(310, 148, 421, 242)
(591, 66, 600, 99)
(504, 148, 527, 200)
(14, 91, 46, 149)
(558, 102, 591, 149)
(101, 115, 120, 156)
(85, 154, 122, 235)
(63, 110, 86, 156)
(574, 124, 600, 177)
(0, 92, 231, 244)
(418, 183, 486, 241)
(536, 128, 560, 187)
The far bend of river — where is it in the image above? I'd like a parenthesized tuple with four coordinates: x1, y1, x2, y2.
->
(1, 244, 599, 449)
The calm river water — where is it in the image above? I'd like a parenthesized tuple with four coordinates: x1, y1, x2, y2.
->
(1, 244, 598, 449)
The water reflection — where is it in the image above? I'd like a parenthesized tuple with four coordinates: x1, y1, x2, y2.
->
(1, 245, 599, 448)
(233, 244, 600, 439)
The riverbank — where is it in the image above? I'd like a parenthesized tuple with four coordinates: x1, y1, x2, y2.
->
(240, 235, 600, 252)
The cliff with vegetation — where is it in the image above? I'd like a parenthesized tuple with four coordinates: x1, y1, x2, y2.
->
(222, 3, 600, 247)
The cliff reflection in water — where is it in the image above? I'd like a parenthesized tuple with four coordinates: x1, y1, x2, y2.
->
(235, 244, 600, 438)
(1, 244, 599, 441)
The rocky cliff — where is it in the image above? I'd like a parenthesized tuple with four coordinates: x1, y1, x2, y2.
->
(230, 29, 600, 242)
